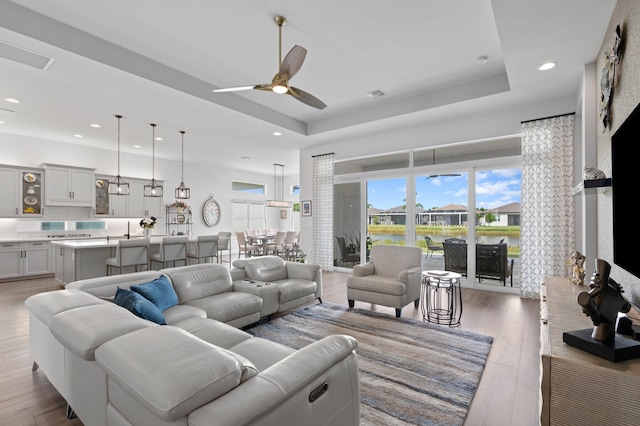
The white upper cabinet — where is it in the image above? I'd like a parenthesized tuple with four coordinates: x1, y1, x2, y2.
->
(42, 164, 95, 207)
(0, 166, 44, 217)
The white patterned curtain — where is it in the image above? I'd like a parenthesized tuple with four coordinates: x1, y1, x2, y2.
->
(311, 153, 334, 271)
(520, 114, 575, 298)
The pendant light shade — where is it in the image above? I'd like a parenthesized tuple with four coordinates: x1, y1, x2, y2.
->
(175, 130, 190, 199)
(108, 114, 130, 195)
(144, 123, 163, 197)
(265, 163, 292, 207)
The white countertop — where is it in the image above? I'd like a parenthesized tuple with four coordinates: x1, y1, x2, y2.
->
(50, 236, 193, 249)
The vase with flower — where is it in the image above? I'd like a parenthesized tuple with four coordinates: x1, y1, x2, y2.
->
(140, 216, 156, 239)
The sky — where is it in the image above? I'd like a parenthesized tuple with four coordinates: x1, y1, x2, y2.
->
(367, 168, 521, 210)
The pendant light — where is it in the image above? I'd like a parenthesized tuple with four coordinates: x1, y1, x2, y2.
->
(108, 114, 130, 195)
(175, 130, 190, 199)
(144, 123, 163, 197)
(265, 163, 292, 207)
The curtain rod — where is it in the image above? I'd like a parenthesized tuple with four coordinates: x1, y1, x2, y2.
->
(311, 152, 334, 158)
(521, 112, 575, 124)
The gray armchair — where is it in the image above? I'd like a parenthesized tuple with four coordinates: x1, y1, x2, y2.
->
(346, 245, 423, 317)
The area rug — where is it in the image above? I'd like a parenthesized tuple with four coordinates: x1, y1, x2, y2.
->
(245, 302, 493, 426)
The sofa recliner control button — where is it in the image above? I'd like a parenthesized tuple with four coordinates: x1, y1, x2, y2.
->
(309, 382, 328, 403)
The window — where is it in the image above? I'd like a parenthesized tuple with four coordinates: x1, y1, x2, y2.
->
(232, 181, 265, 194)
(231, 201, 265, 231)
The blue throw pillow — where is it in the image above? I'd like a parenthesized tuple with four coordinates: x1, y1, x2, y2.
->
(130, 275, 179, 312)
(115, 287, 166, 325)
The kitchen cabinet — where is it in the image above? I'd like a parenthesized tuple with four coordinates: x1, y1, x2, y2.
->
(0, 166, 44, 217)
(42, 164, 95, 207)
(129, 178, 163, 218)
(0, 241, 51, 280)
(94, 176, 162, 218)
(94, 176, 129, 217)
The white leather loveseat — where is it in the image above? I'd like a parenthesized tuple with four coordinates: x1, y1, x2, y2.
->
(25, 263, 359, 426)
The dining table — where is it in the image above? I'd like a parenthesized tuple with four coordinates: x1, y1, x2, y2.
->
(248, 234, 276, 256)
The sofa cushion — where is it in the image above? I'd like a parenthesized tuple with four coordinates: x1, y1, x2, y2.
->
(162, 264, 233, 304)
(48, 304, 154, 360)
(162, 304, 207, 325)
(185, 292, 262, 323)
(130, 275, 178, 311)
(95, 327, 249, 422)
(115, 287, 166, 325)
(276, 279, 317, 304)
(346, 275, 407, 296)
(172, 317, 253, 349)
(244, 256, 288, 282)
(24, 289, 108, 324)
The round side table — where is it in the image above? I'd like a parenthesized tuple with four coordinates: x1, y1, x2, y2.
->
(421, 270, 463, 326)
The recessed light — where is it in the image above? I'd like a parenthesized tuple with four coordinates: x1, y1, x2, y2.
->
(155, 137, 162, 141)
(0, 121, 4, 124)
(73, 134, 83, 138)
(133, 145, 141, 149)
(273, 131, 282, 136)
(90, 123, 101, 128)
(476, 55, 489, 65)
(538, 62, 556, 71)
(5, 98, 20, 103)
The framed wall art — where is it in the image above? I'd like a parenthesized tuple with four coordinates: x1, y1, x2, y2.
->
(302, 200, 312, 217)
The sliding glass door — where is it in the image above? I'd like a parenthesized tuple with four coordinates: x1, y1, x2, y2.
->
(415, 172, 469, 276)
(334, 182, 361, 269)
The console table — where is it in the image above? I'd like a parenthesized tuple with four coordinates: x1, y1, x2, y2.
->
(540, 276, 640, 426)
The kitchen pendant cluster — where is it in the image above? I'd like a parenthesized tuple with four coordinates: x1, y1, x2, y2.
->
(108, 114, 190, 200)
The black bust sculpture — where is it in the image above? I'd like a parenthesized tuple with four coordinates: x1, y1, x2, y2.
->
(577, 259, 631, 341)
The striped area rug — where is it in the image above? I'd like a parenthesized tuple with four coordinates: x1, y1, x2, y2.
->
(246, 302, 493, 426)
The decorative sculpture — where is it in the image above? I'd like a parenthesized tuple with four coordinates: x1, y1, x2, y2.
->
(583, 166, 606, 180)
(577, 259, 631, 341)
(567, 250, 586, 286)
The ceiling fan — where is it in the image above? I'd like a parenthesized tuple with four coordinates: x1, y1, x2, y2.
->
(212, 15, 327, 110)
(424, 150, 462, 179)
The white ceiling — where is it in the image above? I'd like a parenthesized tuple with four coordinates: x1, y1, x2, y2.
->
(0, 0, 617, 176)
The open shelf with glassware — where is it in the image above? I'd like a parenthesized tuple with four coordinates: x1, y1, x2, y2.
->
(166, 205, 192, 236)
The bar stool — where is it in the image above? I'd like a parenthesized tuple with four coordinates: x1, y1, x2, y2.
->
(105, 238, 150, 275)
(217, 232, 232, 264)
(149, 236, 188, 270)
(187, 235, 219, 264)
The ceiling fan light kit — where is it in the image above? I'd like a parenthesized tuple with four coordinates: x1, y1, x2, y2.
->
(213, 15, 326, 110)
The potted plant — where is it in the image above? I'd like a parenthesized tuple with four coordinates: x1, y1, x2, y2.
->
(168, 201, 189, 213)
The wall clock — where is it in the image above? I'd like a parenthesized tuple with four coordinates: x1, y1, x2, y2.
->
(202, 197, 221, 227)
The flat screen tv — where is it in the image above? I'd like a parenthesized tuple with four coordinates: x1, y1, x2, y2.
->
(612, 101, 640, 279)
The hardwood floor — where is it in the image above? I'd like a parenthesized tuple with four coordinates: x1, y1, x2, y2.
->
(0, 272, 541, 426)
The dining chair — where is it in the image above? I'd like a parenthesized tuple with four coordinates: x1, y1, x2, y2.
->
(217, 232, 232, 264)
(149, 236, 188, 270)
(268, 231, 287, 257)
(187, 235, 219, 264)
(105, 238, 150, 275)
(235, 231, 260, 258)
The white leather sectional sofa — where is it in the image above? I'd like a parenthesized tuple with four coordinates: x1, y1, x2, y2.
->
(25, 262, 360, 426)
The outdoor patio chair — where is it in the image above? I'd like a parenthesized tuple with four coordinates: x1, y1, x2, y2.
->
(424, 236, 443, 257)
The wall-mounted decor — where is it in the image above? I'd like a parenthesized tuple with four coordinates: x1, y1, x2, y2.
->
(302, 200, 312, 217)
(599, 24, 622, 130)
(280, 209, 287, 219)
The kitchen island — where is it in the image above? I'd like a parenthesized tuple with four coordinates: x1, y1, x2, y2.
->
(51, 236, 188, 285)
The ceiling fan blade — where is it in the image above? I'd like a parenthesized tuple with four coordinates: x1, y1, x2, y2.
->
(212, 85, 257, 93)
(279, 45, 307, 79)
(289, 86, 327, 110)
(253, 83, 274, 91)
